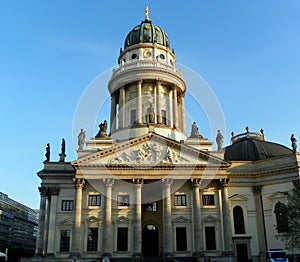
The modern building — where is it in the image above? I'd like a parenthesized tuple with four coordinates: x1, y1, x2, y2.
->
(34, 8, 300, 262)
(0, 192, 38, 256)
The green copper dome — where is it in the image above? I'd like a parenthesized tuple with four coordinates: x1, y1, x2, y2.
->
(124, 19, 170, 50)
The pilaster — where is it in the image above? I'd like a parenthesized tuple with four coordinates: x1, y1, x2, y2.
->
(110, 93, 117, 133)
(156, 81, 162, 124)
(46, 187, 60, 257)
(252, 186, 267, 261)
(217, 179, 234, 257)
(35, 187, 48, 256)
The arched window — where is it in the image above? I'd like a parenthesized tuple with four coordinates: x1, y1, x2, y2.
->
(233, 206, 246, 234)
(274, 202, 288, 233)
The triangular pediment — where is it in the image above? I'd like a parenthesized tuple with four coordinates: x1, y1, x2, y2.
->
(73, 132, 229, 168)
(113, 216, 134, 224)
(229, 194, 248, 202)
(202, 215, 218, 223)
(268, 191, 287, 200)
(83, 216, 103, 224)
(56, 218, 72, 226)
(172, 216, 191, 224)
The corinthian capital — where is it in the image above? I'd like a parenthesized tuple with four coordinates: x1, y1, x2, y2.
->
(73, 178, 85, 189)
(217, 178, 229, 189)
(38, 186, 48, 197)
(103, 178, 114, 187)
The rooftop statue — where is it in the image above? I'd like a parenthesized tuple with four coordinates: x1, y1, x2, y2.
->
(96, 120, 109, 139)
(78, 129, 86, 150)
(61, 138, 66, 155)
(45, 143, 50, 162)
(59, 138, 66, 162)
(216, 130, 224, 151)
(291, 134, 297, 153)
(190, 122, 202, 138)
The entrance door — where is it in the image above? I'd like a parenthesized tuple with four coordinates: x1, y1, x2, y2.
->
(236, 243, 248, 262)
(142, 224, 159, 257)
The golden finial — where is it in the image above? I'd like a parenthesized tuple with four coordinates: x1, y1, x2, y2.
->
(144, 6, 149, 20)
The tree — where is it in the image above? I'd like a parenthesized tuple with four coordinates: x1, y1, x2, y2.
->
(278, 185, 300, 250)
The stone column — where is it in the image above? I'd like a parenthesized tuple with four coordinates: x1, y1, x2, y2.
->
(156, 82, 162, 124)
(180, 94, 185, 133)
(137, 80, 142, 124)
(168, 88, 173, 128)
(173, 87, 178, 129)
(35, 187, 48, 256)
(43, 192, 51, 255)
(70, 178, 85, 258)
(110, 93, 117, 133)
(162, 178, 173, 259)
(47, 187, 60, 257)
(192, 179, 203, 258)
(153, 84, 157, 124)
(102, 178, 114, 257)
(133, 179, 143, 258)
(252, 186, 267, 261)
(119, 87, 126, 128)
(217, 179, 234, 257)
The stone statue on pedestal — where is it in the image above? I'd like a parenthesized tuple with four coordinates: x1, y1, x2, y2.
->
(78, 129, 86, 150)
(190, 122, 202, 138)
(216, 130, 224, 151)
(45, 143, 50, 162)
(96, 120, 109, 139)
(291, 134, 297, 153)
(147, 104, 155, 123)
(59, 138, 66, 162)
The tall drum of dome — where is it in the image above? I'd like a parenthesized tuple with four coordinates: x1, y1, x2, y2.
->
(108, 7, 187, 142)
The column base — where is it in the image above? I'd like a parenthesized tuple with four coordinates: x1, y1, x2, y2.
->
(132, 252, 143, 261)
(192, 252, 206, 262)
(101, 252, 112, 258)
(68, 252, 81, 259)
(161, 252, 173, 262)
(46, 253, 55, 258)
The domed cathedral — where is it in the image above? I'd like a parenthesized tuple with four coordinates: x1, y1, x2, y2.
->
(109, 6, 186, 142)
(34, 7, 300, 262)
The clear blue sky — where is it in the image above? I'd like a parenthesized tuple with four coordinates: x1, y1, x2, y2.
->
(1, 1, 300, 209)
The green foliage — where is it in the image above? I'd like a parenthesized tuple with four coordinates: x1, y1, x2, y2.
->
(279, 186, 300, 250)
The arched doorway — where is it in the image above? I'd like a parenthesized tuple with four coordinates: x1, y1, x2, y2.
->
(142, 224, 159, 257)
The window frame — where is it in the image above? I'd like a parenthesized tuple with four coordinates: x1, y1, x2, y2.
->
(61, 200, 74, 211)
(88, 195, 101, 207)
(174, 194, 187, 206)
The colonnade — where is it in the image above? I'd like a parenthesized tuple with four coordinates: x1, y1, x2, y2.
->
(110, 81, 185, 133)
(35, 178, 234, 259)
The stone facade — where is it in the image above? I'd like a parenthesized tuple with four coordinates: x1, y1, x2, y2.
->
(34, 8, 300, 262)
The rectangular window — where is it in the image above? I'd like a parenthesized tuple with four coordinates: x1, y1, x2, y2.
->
(88, 195, 101, 206)
(87, 227, 98, 251)
(60, 230, 70, 252)
(130, 109, 136, 125)
(174, 195, 186, 206)
(162, 110, 167, 125)
(202, 195, 215, 206)
(142, 202, 157, 212)
(205, 226, 216, 250)
(176, 227, 187, 251)
(61, 200, 74, 211)
(117, 195, 130, 206)
(117, 227, 128, 251)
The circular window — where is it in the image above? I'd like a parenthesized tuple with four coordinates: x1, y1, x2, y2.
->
(159, 54, 165, 59)
(131, 53, 137, 59)
(143, 51, 152, 58)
